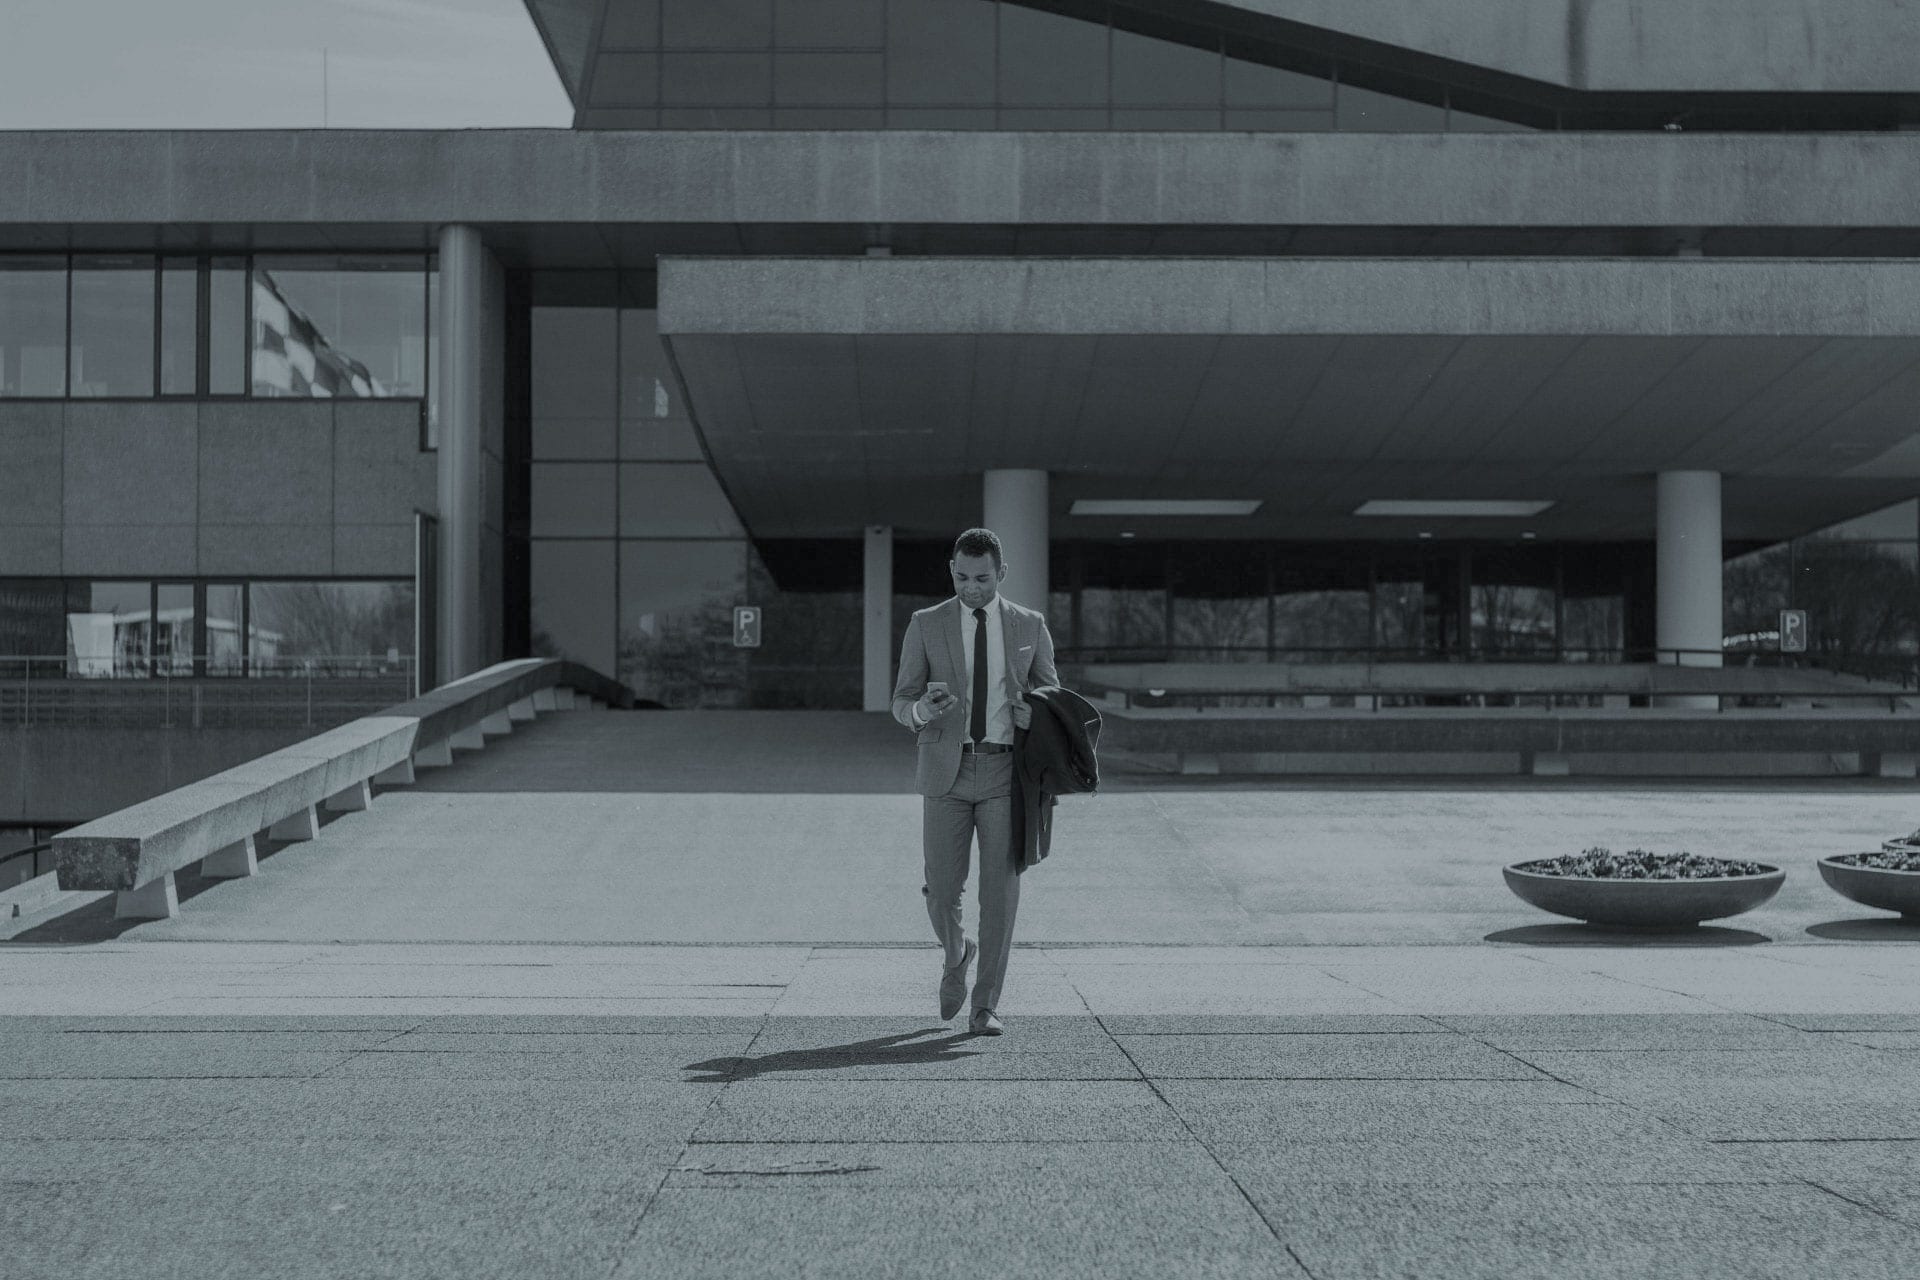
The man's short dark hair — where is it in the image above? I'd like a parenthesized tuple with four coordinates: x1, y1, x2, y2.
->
(952, 528, 1003, 570)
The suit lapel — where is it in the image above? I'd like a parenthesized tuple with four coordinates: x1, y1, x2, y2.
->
(943, 597, 965, 689)
(1001, 602, 1024, 698)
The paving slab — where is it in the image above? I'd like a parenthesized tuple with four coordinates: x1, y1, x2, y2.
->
(613, 1184, 1308, 1280)
(1433, 1013, 1818, 1051)
(1240, 1180, 1920, 1280)
(1117, 1031, 1547, 1080)
(692, 1079, 1190, 1143)
(662, 1141, 1222, 1189)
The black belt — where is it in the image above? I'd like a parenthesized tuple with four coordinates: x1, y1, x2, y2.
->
(961, 741, 1013, 754)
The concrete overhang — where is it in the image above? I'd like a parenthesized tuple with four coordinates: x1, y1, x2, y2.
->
(658, 256, 1920, 543)
(4, 131, 1920, 252)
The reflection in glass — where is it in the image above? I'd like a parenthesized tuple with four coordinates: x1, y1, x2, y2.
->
(246, 582, 414, 673)
(531, 541, 617, 675)
(1470, 548, 1557, 656)
(531, 464, 618, 537)
(207, 583, 244, 675)
(66, 582, 149, 677)
(1170, 551, 1266, 660)
(70, 257, 155, 397)
(1111, 28, 1219, 107)
(745, 540, 862, 708)
(886, 0, 995, 104)
(618, 539, 748, 707)
(1561, 594, 1625, 663)
(0, 580, 69, 675)
(664, 0, 771, 47)
(1271, 554, 1370, 659)
(1793, 538, 1920, 677)
(154, 583, 195, 674)
(209, 258, 248, 396)
(160, 261, 199, 395)
(533, 307, 617, 458)
(999, 5, 1107, 106)
(619, 463, 745, 537)
(0, 258, 67, 397)
(251, 258, 427, 398)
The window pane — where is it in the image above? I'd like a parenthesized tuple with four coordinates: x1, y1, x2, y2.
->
(1272, 552, 1370, 659)
(159, 261, 198, 395)
(775, 0, 883, 47)
(999, 5, 1107, 107)
(207, 582, 244, 674)
(774, 107, 886, 127)
(619, 462, 744, 536)
(619, 309, 704, 459)
(775, 51, 883, 104)
(1794, 537, 1920, 674)
(209, 258, 247, 395)
(618, 538, 747, 706)
(662, 52, 771, 105)
(1337, 83, 1447, 131)
(531, 463, 617, 536)
(1224, 108, 1333, 131)
(661, 107, 773, 127)
(1113, 109, 1218, 130)
(1170, 549, 1267, 660)
(1817, 499, 1918, 540)
(1111, 28, 1218, 108)
(251, 257, 428, 398)
(664, 0, 771, 47)
(533, 306, 617, 458)
(70, 256, 155, 397)
(886, 0, 995, 105)
(0, 579, 68, 662)
(592, 51, 660, 105)
(246, 581, 414, 673)
(1224, 52, 1333, 108)
(602, 0, 660, 45)
(1469, 548, 1557, 656)
(66, 581, 149, 677)
(0, 257, 66, 397)
(153, 583, 194, 674)
(532, 539, 617, 675)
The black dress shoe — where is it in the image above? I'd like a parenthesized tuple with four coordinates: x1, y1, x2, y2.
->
(940, 938, 977, 1021)
(969, 1008, 1003, 1036)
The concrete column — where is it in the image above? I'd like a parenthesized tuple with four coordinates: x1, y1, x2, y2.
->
(864, 525, 894, 712)
(1656, 470, 1723, 709)
(437, 224, 485, 685)
(983, 469, 1049, 611)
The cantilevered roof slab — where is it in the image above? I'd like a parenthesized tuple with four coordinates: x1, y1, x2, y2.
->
(659, 256, 1920, 542)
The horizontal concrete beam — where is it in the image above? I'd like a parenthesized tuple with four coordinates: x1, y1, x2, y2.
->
(660, 257, 1920, 339)
(6, 131, 1920, 230)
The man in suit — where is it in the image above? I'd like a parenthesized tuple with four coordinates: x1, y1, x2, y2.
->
(892, 527, 1059, 1036)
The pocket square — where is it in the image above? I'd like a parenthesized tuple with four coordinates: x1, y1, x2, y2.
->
(1019, 644, 1033, 651)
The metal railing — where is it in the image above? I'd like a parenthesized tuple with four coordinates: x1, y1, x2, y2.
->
(0, 655, 417, 730)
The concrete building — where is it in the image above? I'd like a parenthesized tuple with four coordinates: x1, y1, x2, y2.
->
(6, 0, 1920, 841)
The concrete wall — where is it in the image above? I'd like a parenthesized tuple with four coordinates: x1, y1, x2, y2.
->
(1219, 0, 1920, 92)
(5, 131, 1920, 232)
(0, 727, 325, 824)
(0, 400, 436, 578)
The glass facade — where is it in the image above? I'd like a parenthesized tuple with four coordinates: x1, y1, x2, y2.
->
(579, 0, 1533, 132)
(0, 257, 67, 397)
(0, 579, 414, 678)
(0, 254, 430, 400)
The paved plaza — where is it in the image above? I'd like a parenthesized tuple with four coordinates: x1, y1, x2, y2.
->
(7, 711, 1920, 1278)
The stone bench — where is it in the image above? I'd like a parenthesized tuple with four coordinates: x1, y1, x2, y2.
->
(50, 657, 631, 920)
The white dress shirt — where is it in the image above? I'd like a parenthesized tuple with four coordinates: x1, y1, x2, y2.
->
(960, 593, 1012, 745)
(910, 593, 1012, 742)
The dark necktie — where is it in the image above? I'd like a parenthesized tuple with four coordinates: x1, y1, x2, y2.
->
(970, 607, 989, 743)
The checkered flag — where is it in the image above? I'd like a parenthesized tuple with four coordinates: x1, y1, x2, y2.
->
(250, 271, 388, 397)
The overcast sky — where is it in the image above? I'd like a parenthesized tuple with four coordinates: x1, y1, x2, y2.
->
(0, 0, 572, 129)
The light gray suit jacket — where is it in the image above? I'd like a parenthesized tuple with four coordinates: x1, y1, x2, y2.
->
(891, 596, 1060, 798)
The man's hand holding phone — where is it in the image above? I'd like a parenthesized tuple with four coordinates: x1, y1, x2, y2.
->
(918, 681, 956, 722)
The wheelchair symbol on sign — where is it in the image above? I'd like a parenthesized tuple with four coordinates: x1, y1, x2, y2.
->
(733, 606, 761, 648)
(1778, 609, 1807, 653)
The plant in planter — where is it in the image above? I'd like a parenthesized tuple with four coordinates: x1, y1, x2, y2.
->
(1503, 846, 1786, 928)
(1818, 845, 1920, 919)
(1879, 829, 1920, 854)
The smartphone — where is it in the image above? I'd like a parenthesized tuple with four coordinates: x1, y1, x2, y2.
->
(927, 681, 949, 699)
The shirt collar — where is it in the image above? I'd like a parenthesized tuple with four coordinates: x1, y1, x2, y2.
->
(964, 593, 1004, 623)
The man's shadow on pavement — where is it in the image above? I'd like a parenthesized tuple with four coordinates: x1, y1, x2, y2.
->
(685, 1028, 979, 1082)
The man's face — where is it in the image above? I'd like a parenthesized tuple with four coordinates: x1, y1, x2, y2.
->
(950, 551, 1006, 610)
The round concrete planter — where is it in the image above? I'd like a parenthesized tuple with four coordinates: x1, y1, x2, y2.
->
(1819, 856, 1920, 918)
(1502, 863, 1785, 928)
(1879, 838, 1920, 854)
